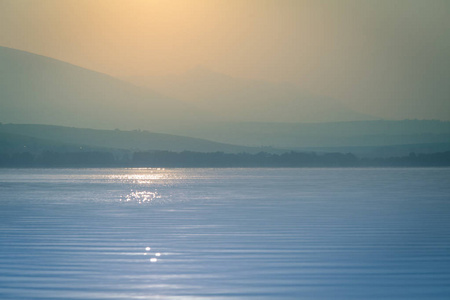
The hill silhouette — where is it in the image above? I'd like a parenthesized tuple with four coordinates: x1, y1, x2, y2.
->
(127, 66, 376, 123)
(157, 119, 450, 150)
(1, 46, 450, 157)
(0, 123, 268, 154)
(1, 46, 374, 131)
(0, 46, 209, 131)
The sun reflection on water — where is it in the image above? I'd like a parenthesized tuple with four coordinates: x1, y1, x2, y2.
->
(144, 246, 165, 263)
(108, 171, 169, 185)
(120, 190, 161, 204)
(110, 169, 183, 204)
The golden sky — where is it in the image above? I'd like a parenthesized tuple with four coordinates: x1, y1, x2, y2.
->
(1, 0, 331, 78)
(1, 0, 450, 119)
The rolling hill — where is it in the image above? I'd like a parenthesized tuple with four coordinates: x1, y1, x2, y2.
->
(0, 46, 376, 130)
(0, 123, 267, 154)
(0, 46, 210, 131)
(153, 119, 450, 150)
(2, 46, 449, 158)
(127, 66, 376, 123)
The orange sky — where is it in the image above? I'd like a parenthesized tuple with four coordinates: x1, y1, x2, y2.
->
(1, 0, 450, 119)
(0, 1, 331, 79)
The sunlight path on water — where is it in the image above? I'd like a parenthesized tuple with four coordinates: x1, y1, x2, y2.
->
(1, 168, 450, 299)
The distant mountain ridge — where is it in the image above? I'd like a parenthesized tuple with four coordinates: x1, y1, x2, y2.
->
(153, 119, 450, 149)
(1, 121, 449, 159)
(0, 46, 210, 130)
(2, 46, 450, 158)
(0, 123, 268, 154)
(127, 66, 377, 123)
(1, 46, 373, 131)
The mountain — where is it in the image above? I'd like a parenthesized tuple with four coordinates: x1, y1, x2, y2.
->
(2, 121, 449, 159)
(0, 46, 210, 131)
(2, 47, 449, 158)
(150, 119, 450, 150)
(1, 46, 374, 129)
(0, 123, 268, 154)
(126, 66, 377, 123)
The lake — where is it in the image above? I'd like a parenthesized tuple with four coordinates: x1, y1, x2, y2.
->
(1, 168, 450, 299)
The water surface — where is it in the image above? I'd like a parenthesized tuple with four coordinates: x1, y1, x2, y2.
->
(1, 168, 450, 299)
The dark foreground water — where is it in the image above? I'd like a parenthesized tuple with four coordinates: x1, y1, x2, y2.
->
(1, 168, 450, 299)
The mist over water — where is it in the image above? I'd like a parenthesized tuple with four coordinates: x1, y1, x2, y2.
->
(1, 168, 450, 299)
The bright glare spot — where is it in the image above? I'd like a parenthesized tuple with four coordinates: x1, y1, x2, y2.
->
(145, 247, 151, 251)
(121, 191, 161, 203)
(150, 258, 157, 262)
(155, 253, 161, 257)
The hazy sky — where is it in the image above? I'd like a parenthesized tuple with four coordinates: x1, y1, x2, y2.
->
(1, 0, 449, 120)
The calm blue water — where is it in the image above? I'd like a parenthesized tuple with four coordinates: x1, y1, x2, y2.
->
(1, 168, 450, 299)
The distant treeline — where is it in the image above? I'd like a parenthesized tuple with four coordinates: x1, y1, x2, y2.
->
(1, 150, 450, 168)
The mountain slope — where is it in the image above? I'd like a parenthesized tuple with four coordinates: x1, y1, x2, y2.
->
(0, 46, 209, 131)
(127, 67, 376, 123)
(153, 119, 450, 149)
(0, 123, 266, 154)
